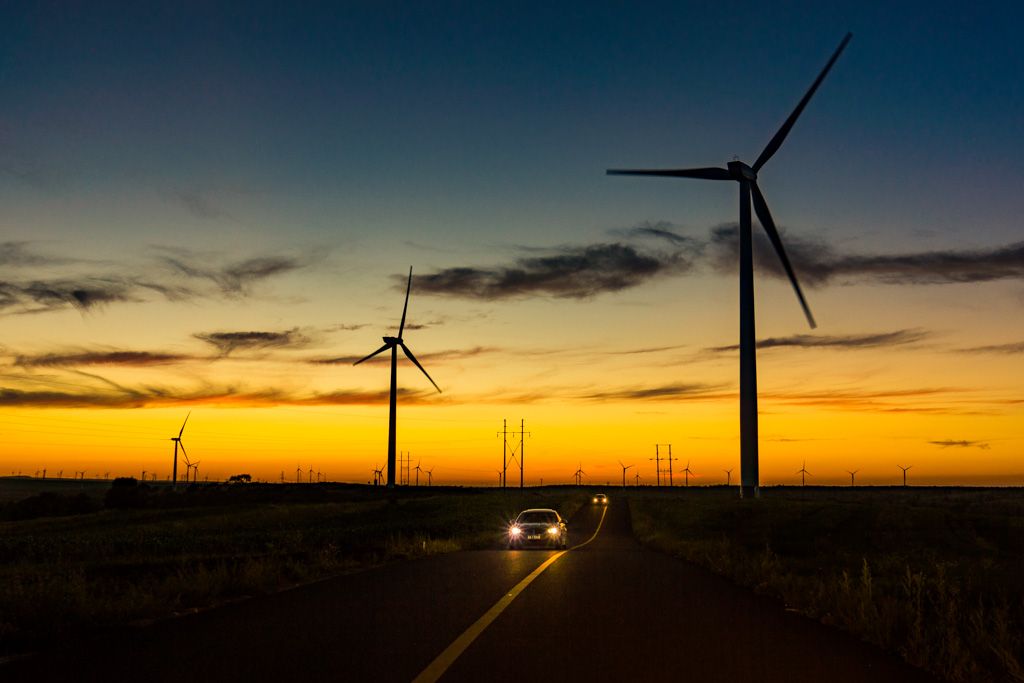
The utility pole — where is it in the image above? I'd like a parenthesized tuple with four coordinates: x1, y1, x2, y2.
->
(651, 446, 662, 486)
(511, 419, 530, 489)
(498, 420, 507, 489)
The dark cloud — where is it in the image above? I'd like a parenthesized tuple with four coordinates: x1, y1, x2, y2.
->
(16, 350, 195, 368)
(194, 329, 312, 356)
(615, 221, 700, 247)
(414, 242, 694, 300)
(708, 224, 1024, 286)
(929, 439, 991, 450)
(0, 242, 75, 268)
(0, 279, 136, 313)
(706, 329, 928, 353)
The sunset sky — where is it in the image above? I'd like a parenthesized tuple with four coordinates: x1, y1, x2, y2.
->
(1, 2, 1021, 486)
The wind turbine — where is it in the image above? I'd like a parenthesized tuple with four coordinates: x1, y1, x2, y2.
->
(724, 468, 733, 486)
(682, 460, 694, 487)
(608, 34, 851, 499)
(846, 469, 859, 486)
(574, 463, 586, 486)
(797, 461, 812, 487)
(413, 458, 424, 487)
(353, 267, 442, 489)
(618, 460, 634, 490)
(373, 463, 385, 486)
(426, 467, 434, 487)
(191, 461, 200, 483)
(898, 464, 913, 487)
(170, 412, 190, 490)
(633, 472, 642, 487)
(309, 466, 314, 484)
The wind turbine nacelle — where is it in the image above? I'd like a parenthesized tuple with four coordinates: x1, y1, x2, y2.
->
(727, 160, 757, 181)
(382, 336, 400, 344)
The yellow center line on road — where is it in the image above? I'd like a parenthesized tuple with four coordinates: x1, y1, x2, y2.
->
(412, 506, 608, 683)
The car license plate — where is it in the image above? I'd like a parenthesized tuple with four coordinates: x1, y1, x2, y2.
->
(528, 534, 541, 540)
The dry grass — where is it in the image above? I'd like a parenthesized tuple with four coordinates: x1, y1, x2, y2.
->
(628, 486, 1024, 683)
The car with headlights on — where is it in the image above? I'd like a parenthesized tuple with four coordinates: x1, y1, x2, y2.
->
(592, 493, 608, 505)
(507, 508, 568, 550)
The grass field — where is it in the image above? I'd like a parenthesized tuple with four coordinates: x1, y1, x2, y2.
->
(0, 480, 586, 660)
(628, 485, 1024, 683)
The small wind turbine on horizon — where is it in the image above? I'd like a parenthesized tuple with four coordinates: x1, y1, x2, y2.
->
(682, 460, 694, 487)
(373, 463, 385, 486)
(353, 267, 441, 489)
(724, 468, 733, 486)
(413, 458, 424, 487)
(426, 467, 434, 487)
(618, 460, 634, 490)
(170, 412, 190, 490)
(797, 461, 812, 486)
(847, 469, 859, 486)
(607, 34, 852, 499)
(574, 463, 586, 486)
(898, 464, 913, 487)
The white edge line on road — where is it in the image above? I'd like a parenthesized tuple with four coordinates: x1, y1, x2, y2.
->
(412, 505, 608, 683)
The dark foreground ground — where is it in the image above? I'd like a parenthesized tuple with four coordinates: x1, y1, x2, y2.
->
(3, 497, 936, 682)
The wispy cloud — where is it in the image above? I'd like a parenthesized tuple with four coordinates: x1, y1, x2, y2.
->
(578, 382, 726, 401)
(0, 245, 319, 316)
(15, 350, 197, 368)
(194, 329, 313, 356)
(929, 439, 991, 449)
(310, 346, 501, 366)
(706, 329, 928, 353)
(954, 341, 1024, 355)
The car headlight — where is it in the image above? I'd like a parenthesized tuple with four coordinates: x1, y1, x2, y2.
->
(592, 498, 597, 502)
(510, 527, 521, 536)
(547, 527, 559, 535)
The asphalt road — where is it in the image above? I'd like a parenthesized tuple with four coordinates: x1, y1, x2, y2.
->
(4, 499, 937, 682)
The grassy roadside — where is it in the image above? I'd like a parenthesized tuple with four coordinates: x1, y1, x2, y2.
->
(0, 486, 585, 658)
(627, 487, 1024, 683)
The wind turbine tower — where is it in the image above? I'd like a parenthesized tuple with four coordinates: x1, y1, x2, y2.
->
(169, 412, 190, 490)
(353, 266, 441, 489)
(608, 34, 851, 498)
(846, 469, 859, 486)
(898, 464, 913, 487)
(797, 461, 812, 486)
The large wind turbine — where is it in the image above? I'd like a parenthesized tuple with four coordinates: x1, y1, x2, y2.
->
(608, 34, 851, 499)
(354, 267, 442, 489)
(170, 412, 190, 490)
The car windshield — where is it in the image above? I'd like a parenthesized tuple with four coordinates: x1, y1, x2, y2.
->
(517, 511, 557, 524)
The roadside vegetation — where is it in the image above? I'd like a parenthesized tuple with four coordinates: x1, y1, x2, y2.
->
(0, 481, 585, 659)
(628, 486, 1024, 683)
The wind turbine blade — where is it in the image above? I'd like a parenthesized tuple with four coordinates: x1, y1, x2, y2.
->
(753, 33, 852, 173)
(179, 442, 189, 464)
(353, 342, 393, 366)
(178, 411, 191, 439)
(750, 181, 816, 329)
(398, 266, 412, 337)
(399, 343, 442, 393)
(607, 167, 732, 180)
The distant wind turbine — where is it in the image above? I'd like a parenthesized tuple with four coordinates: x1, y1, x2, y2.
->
(682, 460, 694, 487)
(413, 458, 424, 487)
(618, 460, 634, 490)
(426, 467, 434, 487)
(724, 468, 733, 486)
(846, 469, 859, 486)
(797, 461, 812, 486)
(633, 472, 642, 487)
(170, 412, 190, 490)
(898, 464, 913, 487)
(373, 463, 385, 486)
(353, 267, 441, 489)
(574, 463, 586, 486)
(607, 34, 852, 499)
